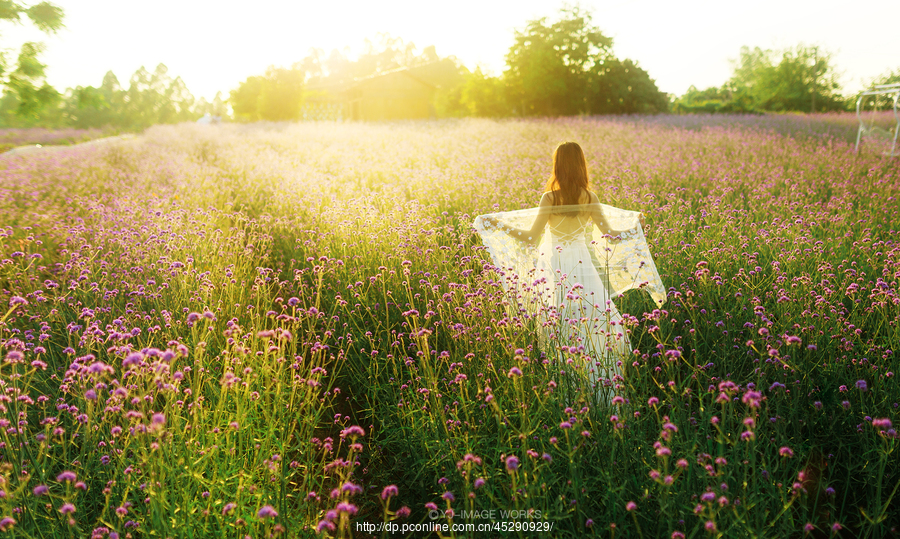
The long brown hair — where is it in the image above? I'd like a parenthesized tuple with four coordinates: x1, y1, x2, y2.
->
(544, 142, 590, 206)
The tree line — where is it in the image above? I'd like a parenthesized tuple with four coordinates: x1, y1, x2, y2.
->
(230, 7, 670, 121)
(0, 64, 229, 129)
(2, 2, 899, 130)
(673, 46, 900, 114)
(0, 1, 226, 129)
(462, 6, 670, 116)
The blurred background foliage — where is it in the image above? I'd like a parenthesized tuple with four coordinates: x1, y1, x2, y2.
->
(0, 3, 898, 132)
(0, 0, 64, 121)
(674, 45, 847, 114)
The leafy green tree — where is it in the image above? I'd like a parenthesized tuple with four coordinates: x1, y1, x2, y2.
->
(257, 66, 304, 121)
(461, 68, 508, 117)
(230, 66, 305, 122)
(671, 85, 732, 113)
(501, 6, 667, 116)
(158, 73, 196, 124)
(433, 82, 467, 118)
(60, 65, 200, 129)
(292, 36, 470, 120)
(0, 1, 64, 119)
(854, 68, 900, 117)
(303, 36, 454, 90)
(353, 36, 438, 79)
(62, 71, 124, 128)
(412, 56, 469, 117)
(65, 85, 109, 127)
(870, 67, 900, 87)
(503, 5, 612, 116)
(591, 57, 669, 114)
(230, 75, 263, 121)
(724, 45, 842, 112)
(117, 64, 197, 129)
(195, 91, 228, 118)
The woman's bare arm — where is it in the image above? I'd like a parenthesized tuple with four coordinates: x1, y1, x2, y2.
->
(482, 192, 552, 244)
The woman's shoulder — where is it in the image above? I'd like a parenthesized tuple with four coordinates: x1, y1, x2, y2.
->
(542, 190, 595, 205)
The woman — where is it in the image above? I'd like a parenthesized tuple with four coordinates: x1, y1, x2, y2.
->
(474, 142, 665, 404)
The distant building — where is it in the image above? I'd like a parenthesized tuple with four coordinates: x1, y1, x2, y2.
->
(345, 68, 437, 121)
(300, 100, 344, 121)
(300, 84, 345, 121)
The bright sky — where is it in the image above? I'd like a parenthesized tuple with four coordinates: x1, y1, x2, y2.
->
(3, 0, 899, 101)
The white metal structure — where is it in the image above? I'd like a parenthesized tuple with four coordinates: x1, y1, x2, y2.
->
(856, 82, 900, 157)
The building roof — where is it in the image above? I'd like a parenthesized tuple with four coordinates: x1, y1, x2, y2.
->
(348, 66, 437, 90)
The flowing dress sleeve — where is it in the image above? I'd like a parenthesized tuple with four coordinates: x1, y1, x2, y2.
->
(593, 203, 667, 307)
(473, 203, 666, 309)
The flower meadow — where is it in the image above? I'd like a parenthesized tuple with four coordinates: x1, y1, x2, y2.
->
(0, 128, 114, 154)
(0, 114, 898, 538)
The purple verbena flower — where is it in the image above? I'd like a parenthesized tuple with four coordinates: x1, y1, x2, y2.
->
(257, 505, 277, 518)
(56, 471, 76, 482)
(341, 425, 365, 438)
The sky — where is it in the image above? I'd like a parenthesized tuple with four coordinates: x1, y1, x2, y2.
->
(3, 0, 899, 101)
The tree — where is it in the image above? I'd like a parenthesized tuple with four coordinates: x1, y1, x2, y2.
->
(230, 75, 263, 121)
(433, 82, 467, 118)
(229, 66, 305, 122)
(66, 71, 124, 128)
(353, 35, 437, 79)
(0, 1, 64, 119)
(870, 67, 900, 88)
(65, 85, 109, 128)
(303, 35, 451, 90)
(288, 37, 468, 120)
(159, 74, 196, 124)
(591, 58, 668, 114)
(854, 68, 900, 116)
(195, 91, 228, 118)
(461, 68, 508, 117)
(502, 5, 667, 116)
(671, 85, 736, 113)
(60, 65, 201, 129)
(724, 45, 842, 112)
(257, 65, 304, 121)
(407, 56, 469, 118)
(122, 64, 193, 129)
(504, 5, 612, 116)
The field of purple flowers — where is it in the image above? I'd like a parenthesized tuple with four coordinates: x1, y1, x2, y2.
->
(0, 114, 898, 538)
(0, 128, 115, 154)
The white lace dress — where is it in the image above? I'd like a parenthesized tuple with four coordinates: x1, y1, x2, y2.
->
(473, 203, 666, 402)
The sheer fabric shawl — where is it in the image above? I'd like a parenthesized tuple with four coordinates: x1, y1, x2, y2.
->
(474, 203, 664, 402)
(473, 203, 666, 313)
